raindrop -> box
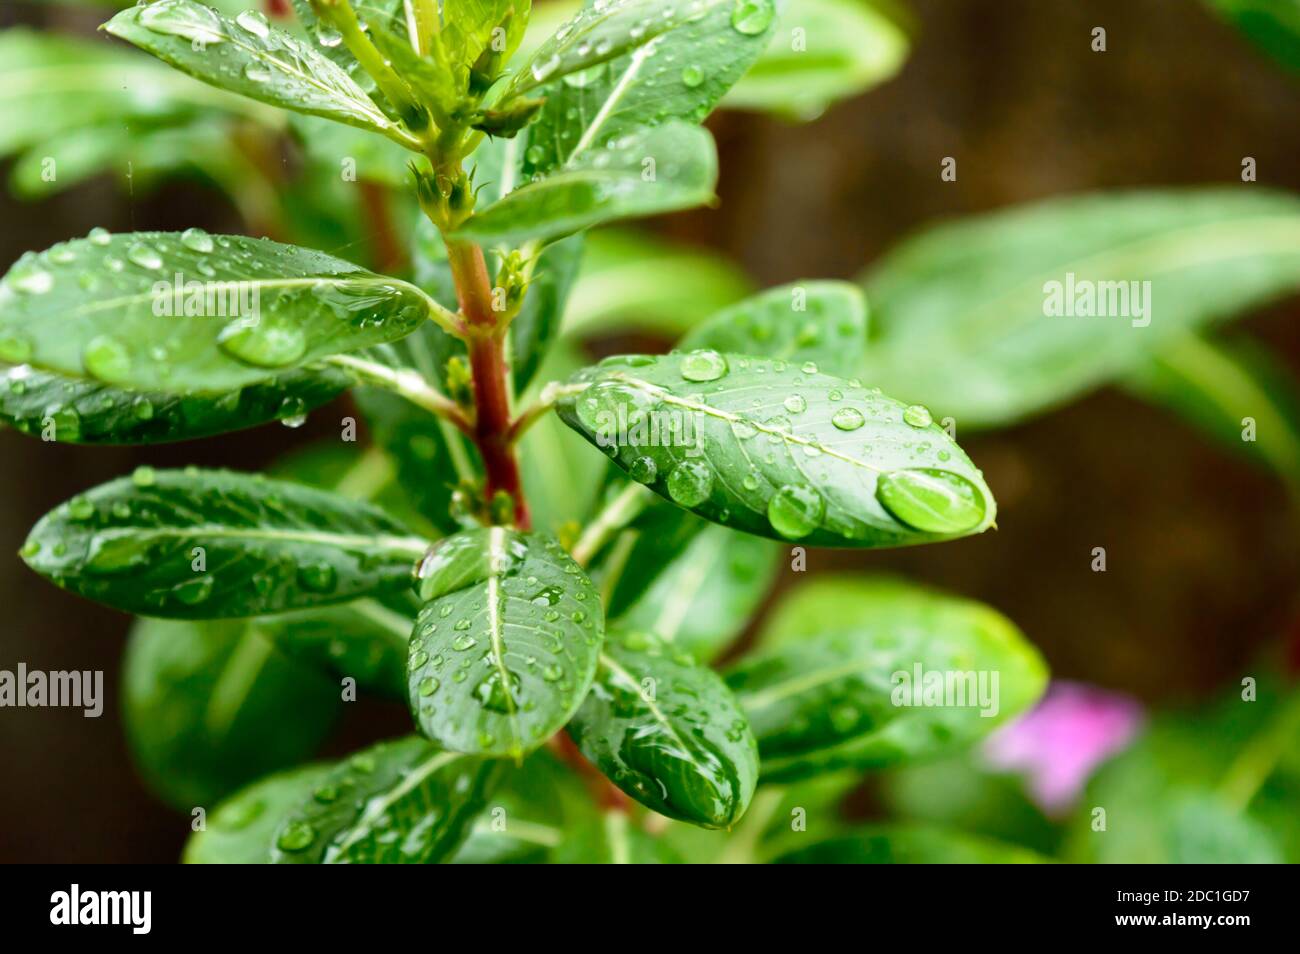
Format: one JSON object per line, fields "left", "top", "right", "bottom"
{"left": 0, "top": 336, "right": 33, "bottom": 363}
{"left": 902, "top": 404, "right": 932, "bottom": 428}
{"left": 767, "top": 483, "right": 825, "bottom": 539}
{"left": 832, "top": 407, "right": 865, "bottom": 431}
{"left": 82, "top": 335, "right": 132, "bottom": 385}
{"left": 9, "top": 260, "right": 53, "bottom": 295}
{"left": 680, "top": 349, "right": 728, "bottom": 382}
{"left": 126, "top": 242, "right": 163, "bottom": 270}
{"left": 875, "top": 469, "right": 986, "bottom": 534}
{"left": 87, "top": 227, "right": 112, "bottom": 247}
{"left": 140, "top": 0, "right": 227, "bottom": 45}
{"left": 276, "top": 821, "right": 315, "bottom": 853}
{"left": 217, "top": 317, "right": 307, "bottom": 369}
{"left": 629, "top": 456, "right": 658, "bottom": 484}
{"left": 681, "top": 65, "right": 704, "bottom": 87}
{"left": 730, "top": 0, "right": 775, "bottom": 36}
{"left": 235, "top": 9, "right": 271, "bottom": 38}
{"left": 667, "top": 459, "right": 713, "bottom": 507}
{"left": 180, "top": 227, "right": 214, "bottom": 254}
{"left": 783, "top": 394, "right": 806, "bottom": 414}
{"left": 131, "top": 465, "right": 157, "bottom": 487}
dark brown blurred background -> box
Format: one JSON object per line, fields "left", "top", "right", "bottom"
{"left": 2, "top": 0, "right": 1298, "bottom": 862}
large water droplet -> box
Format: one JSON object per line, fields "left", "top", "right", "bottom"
{"left": 731, "top": 0, "right": 775, "bottom": 36}
{"left": 875, "top": 468, "right": 986, "bottom": 534}
{"left": 87, "top": 227, "right": 112, "bottom": 247}
{"left": 0, "top": 335, "right": 33, "bottom": 363}
{"left": 180, "top": 227, "right": 214, "bottom": 253}
{"left": 10, "top": 260, "right": 53, "bottom": 295}
{"left": 217, "top": 317, "right": 307, "bottom": 369}
{"left": 276, "top": 820, "right": 316, "bottom": 852}
{"left": 474, "top": 669, "right": 520, "bottom": 713}
{"left": 832, "top": 407, "right": 865, "bottom": 431}
{"left": 680, "top": 349, "right": 728, "bottom": 382}
{"left": 126, "top": 242, "right": 163, "bottom": 270}
{"left": 630, "top": 456, "right": 658, "bottom": 484}
{"left": 681, "top": 65, "right": 704, "bottom": 88}
{"left": 314, "top": 22, "right": 343, "bottom": 47}
{"left": 902, "top": 404, "right": 933, "bottom": 428}
{"left": 667, "top": 459, "right": 713, "bottom": 507}
{"left": 767, "top": 483, "right": 825, "bottom": 539}
{"left": 235, "top": 9, "right": 271, "bottom": 38}
{"left": 83, "top": 335, "right": 132, "bottom": 385}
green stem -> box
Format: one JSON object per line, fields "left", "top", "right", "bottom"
{"left": 315, "top": 0, "right": 426, "bottom": 133}
{"left": 326, "top": 354, "right": 473, "bottom": 435}
{"left": 572, "top": 483, "right": 652, "bottom": 567}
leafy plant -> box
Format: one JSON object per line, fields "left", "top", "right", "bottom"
{"left": 12, "top": 0, "right": 1296, "bottom": 865}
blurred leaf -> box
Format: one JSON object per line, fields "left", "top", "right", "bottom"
{"left": 253, "top": 596, "right": 416, "bottom": 699}
{"left": 679, "top": 280, "right": 869, "bottom": 377}
{"left": 451, "top": 753, "right": 590, "bottom": 863}
{"left": 456, "top": 122, "right": 718, "bottom": 246}
{"left": 553, "top": 809, "right": 682, "bottom": 863}
{"left": 23, "top": 469, "right": 427, "bottom": 619}
{"left": 615, "top": 523, "right": 781, "bottom": 662}
{"left": 1125, "top": 333, "right": 1300, "bottom": 492}
{"left": 124, "top": 617, "right": 339, "bottom": 810}
{"left": 290, "top": 113, "right": 415, "bottom": 188}
{"left": 772, "top": 824, "right": 1049, "bottom": 863}
{"left": 556, "top": 353, "right": 996, "bottom": 547}
{"left": 409, "top": 528, "right": 604, "bottom": 757}
{"left": 568, "top": 629, "right": 759, "bottom": 828}
{"left": 728, "top": 576, "right": 1048, "bottom": 781}
{"left": 271, "top": 737, "right": 501, "bottom": 863}
{"left": 1203, "top": 0, "right": 1300, "bottom": 71}
{"left": 563, "top": 229, "right": 754, "bottom": 338}
{"left": 0, "top": 364, "right": 348, "bottom": 445}
{"left": 184, "top": 764, "right": 330, "bottom": 863}
{"left": 861, "top": 189, "right": 1300, "bottom": 429}
{"left": 0, "top": 232, "right": 432, "bottom": 393}
{"left": 725, "top": 0, "right": 909, "bottom": 117}
{"left": 104, "top": 1, "right": 404, "bottom": 142}
{"left": 0, "top": 28, "right": 275, "bottom": 158}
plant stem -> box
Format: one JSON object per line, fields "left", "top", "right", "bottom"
{"left": 509, "top": 381, "right": 588, "bottom": 443}
{"left": 326, "top": 354, "right": 473, "bottom": 434}
{"left": 572, "top": 483, "right": 652, "bottom": 567}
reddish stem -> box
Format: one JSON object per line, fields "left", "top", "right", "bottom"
{"left": 549, "top": 734, "right": 631, "bottom": 812}
{"left": 446, "top": 239, "right": 530, "bottom": 528}
{"left": 358, "top": 182, "right": 406, "bottom": 275}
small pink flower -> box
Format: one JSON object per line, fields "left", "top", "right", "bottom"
{"left": 982, "top": 680, "right": 1144, "bottom": 816}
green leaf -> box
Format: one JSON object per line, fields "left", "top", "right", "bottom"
{"left": 0, "top": 364, "right": 348, "bottom": 445}
{"left": 563, "top": 229, "right": 754, "bottom": 338}
{"left": 0, "top": 27, "right": 276, "bottom": 158}
{"left": 456, "top": 121, "right": 718, "bottom": 246}
{"left": 123, "top": 617, "right": 339, "bottom": 810}
{"left": 772, "top": 824, "right": 1050, "bottom": 863}
{"left": 452, "top": 752, "right": 591, "bottom": 863}
{"left": 679, "top": 280, "right": 869, "bottom": 377}
{"left": 555, "top": 352, "right": 996, "bottom": 547}
{"left": 184, "top": 764, "right": 330, "bottom": 863}
{"left": 569, "top": 629, "right": 759, "bottom": 828}
{"left": 553, "top": 809, "right": 682, "bottom": 863}
{"left": 510, "top": 0, "right": 776, "bottom": 176}
{"left": 22, "top": 468, "right": 427, "bottom": 619}
{"left": 0, "top": 231, "right": 433, "bottom": 393}
{"left": 726, "top": 576, "right": 1048, "bottom": 781}
{"left": 103, "top": 0, "right": 406, "bottom": 143}
{"left": 409, "top": 528, "right": 605, "bottom": 757}
{"left": 725, "top": 0, "right": 909, "bottom": 117}
{"left": 270, "top": 736, "right": 501, "bottom": 863}
{"left": 253, "top": 596, "right": 416, "bottom": 699}
{"left": 291, "top": 113, "right": 415, "bottom": 188}
{"left": 1124, "top": 333, "right": 1300, "bottom": 491}
{"left": 615, "top": 523, "right": 780, "bottom": 662}
{"left": 861, "top": 189, "right": 1300, "bottom": 429}
{"left": 1203, "top": 0, "right": 1300, "bottom": 71}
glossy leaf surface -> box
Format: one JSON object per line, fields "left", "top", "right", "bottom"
{"left": 0, "top": 231, "right": 432, "bottom": 393}
{"left": 727, "top": 577, "right": 1048, "bottom": 781}
{"left": 23, "top": 469, "right": 427, "bottom": 619}
{"left": 271, "top": 737, "right": 500, "bottom": 863}
{"left": 184, "top": 764, "right": 330, "bottom": 864}
{"left": 569, "top": 629, "right": 758, "bottom": 828}
{"left": 409, "top": 528, "right": 604, "bottom": 757}
{"left": 556, "top": 352, "right": 996, "bottom": 547}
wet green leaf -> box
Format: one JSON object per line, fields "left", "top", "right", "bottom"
{"left": 0, "top": 364, "right": 348, "bottom": 445}
{"left": 772, "top": 824, "right": 1049, "bottom": 863}
{"left": 569, "top": 629, "right": 758, "bottom": 828}
{"left": 184, "top": 764, "right": 331, "bottom": 864}
{"left": 22, "top": 468, "right": 427, "bottom": 619}
{"left": 861, "top": 189, "right": 1300, "bottom": 429}
{"left": 270, "top": 737, "right": 501, "bottom": 863}
{"left": 409, "top": 528, "right": 604, "bottom": 758}
{"left": 512, "top": 0, "right": 776, "bottom": 177}
{"left": 103, "top": 0, "right": 403, "bottom": 141}
{"left": 555, "top": 352, "right": 996, "bottom": 547}
{"left": 0, "top": 231, "right": 433, "bottom": 393}
{"left": 124, "top": 617, "right": 339, "bottom": 810}
{"left": 679, "top": 280, "right": 869, "bottom": 377}
{"left": 456, "top": 121, "right": 718, "bottom": 246}
{"left": 724, "top": 0, "right": 909, "bottom": 117}
{"left": 452, "top": 752, "right": 591, "bottom": 864}
{"left": 727, "top": 576, "right": 1048, "bottom": 781}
